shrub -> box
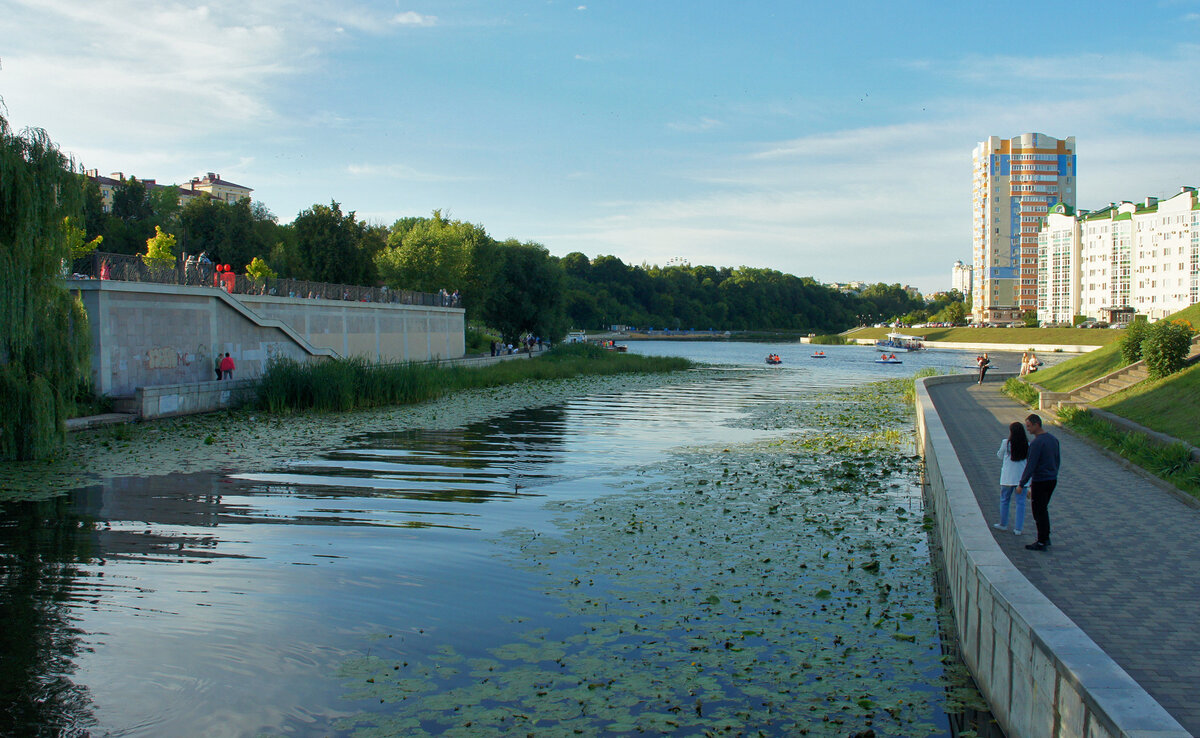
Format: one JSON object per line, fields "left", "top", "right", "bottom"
{"left": 1141, "top": 320, "right": 1196, "bottom": 379}
{"left": 1003, "top": 377, "right": 1039, "bottom": 407}
{"left": 1120, "top": 318, "right": 1149, "bottom": 364}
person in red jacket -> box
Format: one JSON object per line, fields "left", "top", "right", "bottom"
{"left": 219, "top": 353, "right": 235, "bottom": 380}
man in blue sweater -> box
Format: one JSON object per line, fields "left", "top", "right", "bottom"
{"left": 1019, "top": 414, "right": 1061, "bottom": 551}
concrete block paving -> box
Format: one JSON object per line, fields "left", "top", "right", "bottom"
{"left": 928, "top": 380, "right": 1200, "bottom": 734}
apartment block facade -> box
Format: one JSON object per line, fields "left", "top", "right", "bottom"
{"left": 84, "top": 170, "right": 252, "bottom": 213}
{"left": 1036, "top": 187, "right": 1199, "bottom": 323}
{"left": 972, "top": 133, "right": 1077, "bottom": 324}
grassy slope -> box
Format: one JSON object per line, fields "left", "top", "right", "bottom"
{"left": 843, "top": 326, "right": 1118, "bottom": 346}
{"left": 1028, "top": 303, "right": 1200, "bottom": 392}
{"left": 1095, "top": 362, "right": 1200, "bottom": 446}
{"left": 1026, "top": 341, "right": 1125, "bottom": 392}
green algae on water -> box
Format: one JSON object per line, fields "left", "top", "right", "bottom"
{"left": 333, "top": 376, "right": 977, "bottom": 736}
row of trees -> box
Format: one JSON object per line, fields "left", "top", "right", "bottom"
{"left": 84, "top": 175, "right": 955, "bottom": 340}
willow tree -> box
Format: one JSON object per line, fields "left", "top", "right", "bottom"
{"left": 0, "top": 113, "right": 90, "bottom": 460}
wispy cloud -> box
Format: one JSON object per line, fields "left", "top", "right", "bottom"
{"left": 667, "top": 117, "right": 724, "bottom": 133}
{"left": 346, "top": 163, "right": 470, "bottom": 182}
{"left": 390, "top": 11, "right": 437, "bottom": 27}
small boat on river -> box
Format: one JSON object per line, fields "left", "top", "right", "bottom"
{"left": 765, "top": 354, "right": 782, "bottom": 365}
{"left": 875, "top": 356, "right": 903, "bottom": 365}
{"left": 875, "top": 333, "right": 925, "bottom": 352}
{"left": 810, "top": 351, "right": 828, "bottom": 358}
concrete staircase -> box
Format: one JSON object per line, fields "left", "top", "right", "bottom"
{"left": 1039, "top": 334, "right": 1200, "bottom": 411}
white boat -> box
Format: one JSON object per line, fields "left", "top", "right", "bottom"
{"left": 874, "top": 333, "right": 925, "bottom": 352}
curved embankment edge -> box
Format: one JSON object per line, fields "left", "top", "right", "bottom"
{"left": 915, "top": 375, "right": 1187, "bottom": 738}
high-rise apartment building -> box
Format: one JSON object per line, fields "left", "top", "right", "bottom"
{"left": 971, "top": 133, "right": 1076, "bottom": 323}
{"left": 951, "top": 260, "right": 972, "bottom": 297}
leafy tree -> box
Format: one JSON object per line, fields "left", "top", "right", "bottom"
{"left": 482, "top": 240, "right": 567, "bottom": 342}
{"left": 246, "top": 256, "right": 277, "bottom": 283}
{"left": 376, "top": 211, "right": 494, "bottom": 316}
{"left": 0, "top": 114, "right": 91, "bottom": 459}
{"left": 293, "top": 201, "right": 370, "bottom": 284}
{"left": 141, "top": 225, "right": 177, "bottom": 269}
{"left": 1141, "top": 320, "right": 1196, "bottom": 379}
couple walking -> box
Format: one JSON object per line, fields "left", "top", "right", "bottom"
{"left": 994, "top": 413, "right": 1060, "bottom": 551}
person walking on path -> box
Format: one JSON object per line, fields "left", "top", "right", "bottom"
{"left": 993, "top": 421, "right": 1029, "bottom": 534}
{"left": 1019, "top": 413, "right": 1061, "bottom": 551}
{"left": 219, "top": 352, "right": 235, "bottom": 380}
{"left": 976, "top": 353, "right": 992, "bottom": 384}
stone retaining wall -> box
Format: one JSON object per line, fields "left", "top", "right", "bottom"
{"left": 69, "top": 280, "right": 464, "bottom": 397}
{"left": 915, "top": 374, "right": 1187, "bottom": 738}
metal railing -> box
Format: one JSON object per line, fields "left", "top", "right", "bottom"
{"left": 68, "top": 251, "right": 462, "bottom": 308}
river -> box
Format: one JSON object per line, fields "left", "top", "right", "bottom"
{"left": 0, "top": 342, "right": 1040, "bottom": 736}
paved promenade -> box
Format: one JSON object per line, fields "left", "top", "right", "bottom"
{"left": 927, "top": 376, "right": 1200, "bottom": 734}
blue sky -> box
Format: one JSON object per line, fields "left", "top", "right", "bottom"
{"left": 3, "top": 0, "right": 1198, "bottom": 293}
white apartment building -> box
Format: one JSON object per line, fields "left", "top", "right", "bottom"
{"left": 1078, "top": 204, "right": 1133, "bottom": 322}
{"left": 1036, "top": 187, "right": 1198, "bottom": 323}
{"left": 1036, "top": 204, "right": 1080, "bottom": 324}
{"left": 951, "top": 260, "right": 972, "bottom": 297}
{"left": 972, "top": 133, "right": 1077, "bottom": 324}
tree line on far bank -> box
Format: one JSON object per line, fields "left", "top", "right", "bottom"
{"left": 3, "top": 112, "right": 964, "bottom": 458}
{"left": 83, "top": 173, "right": 961, "bottom": 337}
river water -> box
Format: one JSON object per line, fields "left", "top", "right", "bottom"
{"left": 0, "top": 342, "right": 1034, "bottom": 737}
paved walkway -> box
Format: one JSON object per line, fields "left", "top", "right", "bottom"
{"left": 928, "top": 377, "right": 1200, "bottom": 734}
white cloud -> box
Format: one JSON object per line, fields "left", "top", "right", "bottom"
{"left": 346, "top": 163, "right": 470, "bottom": 182}
{"left": 390, "top": 11, "right": 437, "bottom": 26}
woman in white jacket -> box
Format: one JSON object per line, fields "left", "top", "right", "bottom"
{"left": 993, "top": 421, "right": 1029, "bottom": 534}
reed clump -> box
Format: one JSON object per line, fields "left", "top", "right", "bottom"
{"left": 256, "top": 343, "right": 693, "bottom": 414}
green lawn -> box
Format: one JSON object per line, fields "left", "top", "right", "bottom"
{"left": 1095, "top": 362, "right": 1200, "bottom": 447}
{"left": 1020, "top": 303, "right": 1200, "bottom": 392}
{"left": 1025, "top": 341, "right": 1125, "bottom": 392}
{"left": 843, "top": 326, "right": 1118, "bottom": 346}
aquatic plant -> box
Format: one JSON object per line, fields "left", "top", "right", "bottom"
{"left": 333, "top": 373, "right": 982, "bottom": 734}
{"left": 255, "top": 346, "right": 693, "bottom": 414}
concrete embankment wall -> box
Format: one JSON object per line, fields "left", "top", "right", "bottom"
{"left": 915, "top": 375, "right": 1187, "bottom": 738}
{"left": 71, "top": 280, "right": 464, "bottom": 399}
{"left": 120, "top": 351, "right": 538, "bottom": 421}
{"left": 850, "top": 339, "right": 1102, "bottom": 353}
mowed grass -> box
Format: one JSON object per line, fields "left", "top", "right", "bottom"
{"left": 1025, "top": 341, "right": 1126, "bottom": 392}
{"left": 843, "top": 326, "right": 1118, "bottom": 346}
{"left": 1023, "top": 303, "right": 1200, "bottom": 392}
{"left": 1095, "top": 363, "right": 1200, "bottom": 447}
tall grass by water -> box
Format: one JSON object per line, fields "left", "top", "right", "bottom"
{"left": 256, "top": 343, "right": 694, "bottom": 413}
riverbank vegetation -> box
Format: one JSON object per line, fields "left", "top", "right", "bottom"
{"left": 257, "top": 343, "right": 693, "bottom": 413}
{"left": 0, "top": 113, "right": 93, "bottom": 461}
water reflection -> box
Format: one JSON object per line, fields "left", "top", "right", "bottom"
{"left": 0, "top": 496, "right": 97, "bottom": 737}
{"left": 0, "top": 344, "right": 1005, "bottom": 736}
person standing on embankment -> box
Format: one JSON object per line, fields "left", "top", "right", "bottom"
{"left": 1020, "top": 413, "right": 1061, "bottom": 552}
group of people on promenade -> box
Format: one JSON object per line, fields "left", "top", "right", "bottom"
{"left": 1019, "top": 351, "right": 1042, "bottom": 376}
{"left": 490, "top": 336, "right": 543, "bottom": 356}
{"left": 993, "top": 413, "right": 1061, "bottom": 551}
